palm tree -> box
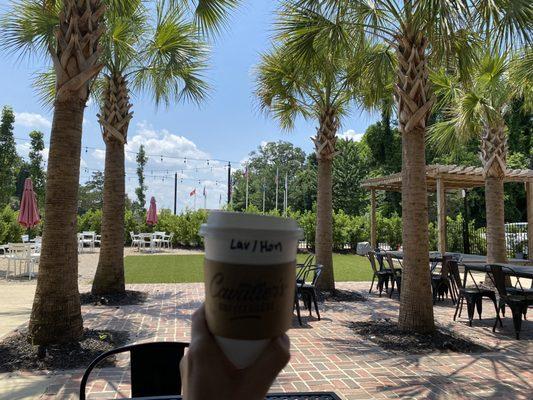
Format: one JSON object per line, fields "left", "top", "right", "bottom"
{"left": 92, "top": 0, "right": 211, "bottom": 295}
{"left": 0, "top": 0, "right": 238, "bottom": 343}
{"left": 286, "top": 0, "right": 531, "bottom": 333}
{"left": 2, "top": 0, "right": 105, "bottom": 344}
{"left": 429, "top": 50, "right": 533, "bottom": 264}
{"left": 256, "top": 4, "right": 374, "bottom": 290}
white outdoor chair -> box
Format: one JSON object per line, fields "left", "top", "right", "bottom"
{"left": 161, "top": 232, "right": 174, "bottom": 249}
{"left": 94, "top": 234, "right": 101, "bottom": 247}
{"left": 130, "top": 231, "right": 141, "bottom": 250}
{"left": 21, "top": 235, "right": 29, "bottom": 243}
{"left": 152, "top": 232, "right": 166, "bottom": 249}
{"left": 80, "top": 231, "right": 96, "bottom": 252}
{"left": 5, "top": 243, "right": 36, "bottom": 280}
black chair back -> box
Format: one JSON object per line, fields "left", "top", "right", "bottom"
{"left": 385, "top": 254, "right": 399, "bottom": 278}
{"left": 367, "top": 251, "right": 379, "bottom": 274}
{"left": 448, "top": 260, "right": 462, "bottom": 290}
{"left": 489, "top": 264, "right": 508, "bottom": 298}
{"left": 80, "top": 341, "right": 189, "bottom": 400}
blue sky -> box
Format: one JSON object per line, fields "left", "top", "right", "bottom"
{"left": 0, "top": 1, "right": 378, "bottom": 211}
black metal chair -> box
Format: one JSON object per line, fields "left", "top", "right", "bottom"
{"left": 489, "top": 264, "right": 533, "bottom": 339}
{"left": 432, "top": 256, "right": 453, "bottom": 304}
{"left": 367, "top": 251, "right": 391, "bottom": 297}
{"left": 385, "top": 253, "right": 402, "bottom": 298}
{"left": 450, "top": 261, "right": 499, "bottom": 327}
{"left": 298, "top": 264, "right": 323, "bottom": 320}
{"left": 79, "top": 341, "right": 189, "bottom": 400}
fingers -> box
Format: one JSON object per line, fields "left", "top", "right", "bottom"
{"left": 244, "top": 334, "right": 291, "bottom": 391}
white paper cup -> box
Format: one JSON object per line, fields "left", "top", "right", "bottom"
{"left": 199, "top": 211, "right": 302, "bottom": 369}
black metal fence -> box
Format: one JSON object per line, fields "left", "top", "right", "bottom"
{"left": 447, "top": 221, "right": 528, "bottom": 259}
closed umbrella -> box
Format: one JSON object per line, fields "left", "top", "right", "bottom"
{"left": 18, "top": 178, "right": 40, "bottom": 238}
{"left": 146, "top": 197, "right": 158, "bottom": 226}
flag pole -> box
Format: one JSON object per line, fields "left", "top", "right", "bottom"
{"left": 245, "top": 165, "right": 249, "bottom": 210}
{"left": 262, "top": 180, "right": 266, "bottom": 213}
{"left": 275, "top": 167, "right": 279, "bottom": 211}
{"left": 283, "top": 172, "right": 289, "bottom": 217}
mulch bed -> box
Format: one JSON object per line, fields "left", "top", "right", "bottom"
{"left": 0, "top": 329, "right": 129, "bottom": 372}
{"left": 350, "top": 319, "right": 494, "bottom": 354}
{"left": 80, "top": 290, "right": 148, "bottom": 306}
{"left": 319, "top": 289, "right": 367, "bottom": 302}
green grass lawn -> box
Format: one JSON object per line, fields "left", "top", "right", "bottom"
{"left": 125, "top": 253, "right": 372, "bottom": 284}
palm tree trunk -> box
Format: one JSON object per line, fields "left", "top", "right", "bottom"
{"left": 29, "top": 102, "right": 85, "bottom": 344}
{"left": 395, "top": 32, "right": 435, "bottom": 333}
{"left": 92, "top": 141, "right": 126, "bottom": 294}
{"left": 29, "top": 0, "right": 103, "bottom": 345}
{"left": 481, "top": 124, "right": 508, "bottom": 264}
{"left": 313, "top": 109, "right": 338, "bottom": 290}
{"left": 92, "top": 74, "right": 132, "bottom": 294}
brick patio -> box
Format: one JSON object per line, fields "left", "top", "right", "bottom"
{"left": 5, "top": 282, "right": 533, "bottom": 400}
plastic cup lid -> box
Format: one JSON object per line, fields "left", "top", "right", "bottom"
{"left": 200, "top": 211, "right": 302, "bottom": 238}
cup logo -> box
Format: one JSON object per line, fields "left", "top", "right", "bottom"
{"left": 204, "top": 259, "right": 296, "bottom": 340}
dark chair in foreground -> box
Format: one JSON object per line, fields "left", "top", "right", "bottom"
{"left": 367, "top": 251, "right": 391, "bottom": 296}
{"left": 80, "top": 341, "right": 189, "bottom": 400}
{"left": 432, "top": 256, "right": 454, "bottom": 304}
{"left": 385, "top": 253, "right": 402, "bottom": 298}
{"left": 449, "top": 261, "right": 499, "bottom": 327}
{"left": 298, "top": 264, "right": 323, "bottom": 320}
{"left": 489, "top": 264, "right": 533, "bottom": 339}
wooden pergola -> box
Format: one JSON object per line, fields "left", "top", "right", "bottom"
{"left": 361, "top": 164, "right": 533, "bottom": 258}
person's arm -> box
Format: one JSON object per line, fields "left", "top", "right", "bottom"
{"left": 180, "top": 305, "right": 290, "bottom": 400}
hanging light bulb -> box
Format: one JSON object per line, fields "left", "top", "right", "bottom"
{"left": 160, "top": 155, "right": 163, "bottom": 162}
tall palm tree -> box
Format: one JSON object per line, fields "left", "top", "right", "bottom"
{"left": 429, "top": 50, "right": 533, "bottom": 264}
{"left": 1, "top": 0, "right": 239, "bottom": 343}
{"left": 2, "top": 0, "right": 105, "bottom": 344}
{"left": 287, "top": 0, "right": 531, "bottom": 333}
{"left": 256, "top": 4, "right": 373, "bottom": 290}
{"left": 92, "top": 0, "right": 210, "bottom": 295}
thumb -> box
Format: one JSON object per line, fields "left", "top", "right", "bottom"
{"left": 243, "top": 334, "right": 291, "bottom": 393}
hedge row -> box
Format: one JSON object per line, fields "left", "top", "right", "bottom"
{"left": 1, "top": 205, "right": 485, "bottom": 253}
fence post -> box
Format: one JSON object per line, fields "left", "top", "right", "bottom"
{"left": 462, "top": 190, "right": 471, "bottom": 254}
{"left": 436, "top": 178, "right": 446, "bottom": 255}
{"left": 527, "top": 181, "right": 533, "bottom": 260}
{"left": 370, "top": 189, "right": 377, "bottom": 250}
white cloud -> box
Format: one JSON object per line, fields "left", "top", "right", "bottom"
{"left": 92, "top": 149, "right": 106, "bottom": 160}
{"left": 338, "top": 129, "right": 364, "bottom": 142}
{"left": 14, "top": 112, "right": 52, "bottom": 130}
{"left": 121, "top": 121, "right": 228, "bottom": 212}
{"left": 16, "top": 142, "right": 49, "bottom": 163}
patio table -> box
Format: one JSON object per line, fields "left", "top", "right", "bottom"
{"left": 117, "top": 393, "right": 341, "bottom": 400}
{"left": 462, "top": 263, "right": 533, "bottom": 280}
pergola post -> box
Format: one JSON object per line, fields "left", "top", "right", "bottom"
{"left": 436, "top": 178, "right": 446, "bottom": 255}
{"left": 527, "top": 180, "right": 533, "bottom": 260}
{"left": 370, "top": 189, "right": 377, "bottom": 249}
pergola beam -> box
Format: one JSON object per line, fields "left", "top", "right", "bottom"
{"left": 370, "top": 189, "right": 377, "bottom": 250}
{"left": 526, "top": 179, "right": 533, "bottom": 260}
{"left": 436, "top": 178, "right": 446, "bottom": 255}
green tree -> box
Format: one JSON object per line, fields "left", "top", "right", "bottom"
{"left": 232, "top": 141, "right": 306, "bottom": 212}
{"left": 293, "top": 0, "right": 531, "bottom": 333}
{"left": 28, "top": 130, "right": 46, "bottom": 206}
{"left": 92, "top": 0, "right": 214, "bottom": 295}
{"left": 135, "top": 144, "right": 148, "bottom": 212}
{"left": 0, "top": 106, "right": 18, "bottom": 206}
{"left": 2, "top": 0, "right": 105, "bottom": 344}
{"left": 78, "top": 172, "right": 105, "bottom": 214}
{"left": 256, "top": 3, "right": 372, "bottom": 290}
{"left": 429, "top": 51, "right": 532, "bottom": 264}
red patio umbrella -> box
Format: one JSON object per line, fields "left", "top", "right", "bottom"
{"left": 18, "top": 178, "right": 40, "bottom": 237}
{"left": 146, "top": 197, "right": 158, "bottom": 226}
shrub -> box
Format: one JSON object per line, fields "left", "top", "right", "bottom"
{"left": 0, "top": 205, "right": 24, "bottom": 244}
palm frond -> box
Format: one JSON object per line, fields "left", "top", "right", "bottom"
{"left": 474, "top": 0, "right": 532, "bottom": 49}
{"left": 0, "top": 0, "right": 59, "bottom": 59}
{"left": 133, "top": 0, "right": 209, "bottom": 106}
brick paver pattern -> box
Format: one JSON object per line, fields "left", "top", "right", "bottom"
{"left": 20, "top": 283, "right": 533, "bottom": 399}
